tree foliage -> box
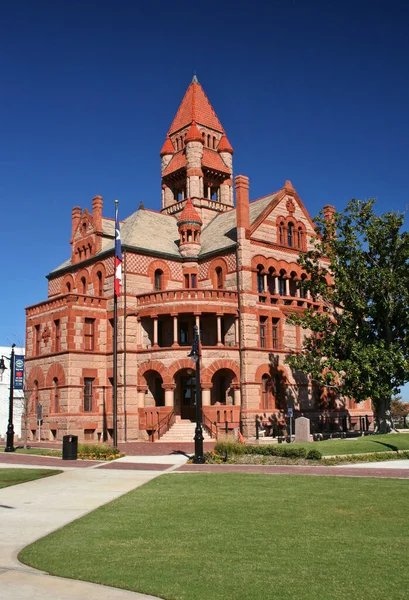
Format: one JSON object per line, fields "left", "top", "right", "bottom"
{"left": 286, "top": 199, "right": 409, "bottom": 432}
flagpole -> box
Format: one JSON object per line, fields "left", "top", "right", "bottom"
{"left": 113, "top": 199, "right": 119, "bottom": 448}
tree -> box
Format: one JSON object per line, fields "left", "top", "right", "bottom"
{"left": 391, "top": 396, "right": 409, "bottom": 419}
{"left": 286, "top": 199, "right": 409, "bottom": 433}
{"left": 17, "top": 384, "right": 32, "bottom": 449}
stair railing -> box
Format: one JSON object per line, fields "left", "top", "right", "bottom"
{"left": 202, "top": 411, "right": 218, "bottom": 439}
{"left": 156, "top": 409, "right": 175, "bottom": 441}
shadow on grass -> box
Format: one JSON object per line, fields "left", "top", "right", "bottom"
{"left": 372, "top": 440, "right": 398, "bottom": 452}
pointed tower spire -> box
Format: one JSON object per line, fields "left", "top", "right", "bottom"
{"left": 160, "top": 78, "right": 234, "bottom": 224}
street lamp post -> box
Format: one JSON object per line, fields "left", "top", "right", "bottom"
{"left": 0, "top": 344, "right": 16, "bottom": 453}
{"left": 188, "top": 325, "right": 205, "bottom": 464}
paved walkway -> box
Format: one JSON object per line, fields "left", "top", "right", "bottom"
{"left": 0, "top": 455, "right": 186, "bottom": 600}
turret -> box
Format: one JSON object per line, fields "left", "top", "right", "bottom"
{"left": 177, "top": 198, "right": 202, "bottom": 258}
{"left": 185, "top": 121, "right": 204, "bottom": 199}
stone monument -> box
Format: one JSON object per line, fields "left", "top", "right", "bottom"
{"left": 295, "top": 416, "right": 311, "bottom": 443}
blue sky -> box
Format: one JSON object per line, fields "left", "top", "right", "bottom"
{"left": 1, "top": 1, "right": 409, "bottom": 395}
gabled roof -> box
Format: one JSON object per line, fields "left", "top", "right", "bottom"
{"left": 202, "top": 148, "right": 231, "bottom": 174}
{"left": 162, "top": 152, "right": 186, "bottom": 177}
{"left": 168, "top": 77, "right": 225, "bottom": 135}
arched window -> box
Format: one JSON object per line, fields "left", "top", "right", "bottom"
{"left": 53, "top": 377, "right": 59, "bottom": 412}
{"left": 279, "top": 222, "right": 284, "bottom": 244}
{"left": 299, "top": 276, "right": 307, "bottom": 298}
{"left": 176, "top": 138, "right": 179, "bottom": 151}
{"left": 297, "top": 227, "right": 303, "bottom": 249}
{"left": 277, "top": 276, "right": 286, "bottom": 296}
{"left": 213, "top": 136, "right": 217, "bottom": 149}
{"left": 81, "top": 276, "right": 86, "bottom": 294}
{"left": 287, "top": 222, "right": 294, "bottom": 247}
{"left": 96, "top": 271, "right": 103, "bottom": 296}
{"left": 216, "top": 267, "right": 224, "bottom": 289}
{"left": 66, "top": 282, "right": 71, "bottom": 293}
{"left": 261, "top": 375, "right": 271, "bottom": 410}
{"left": 273, "top": 374, "right": 282, "bottom": 410}
{"left": 207, "top": 134, "right": 211, "bottom": 147}
{"left": 154, "top": 269, "right": 163, "bottom": 291}
{"left": 257, "top": 266, "right": 264, "bottom": 293}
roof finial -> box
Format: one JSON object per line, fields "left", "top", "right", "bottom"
{"left": 192, "top": 72, "right": 199, "bottom": 84}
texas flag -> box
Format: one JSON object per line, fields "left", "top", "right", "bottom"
{"left": 114, "top": 205, "right": 122, "bottom": 297}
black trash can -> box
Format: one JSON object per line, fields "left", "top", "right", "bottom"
{"left": 62, "top": 435, "right": 78, "bottom": 460}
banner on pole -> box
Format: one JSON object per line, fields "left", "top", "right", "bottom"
{"left": 14, "top": 355, "right": 25, "bottom": 390}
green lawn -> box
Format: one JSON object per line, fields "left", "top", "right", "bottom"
{"left": 1, "top": 447, "right": 61, "bottom": 457}
{"left": 289, "top": 433, "right": 409, "bottom": 456}
{"left": 19, "top": 473, "right": 409, "bottom": 600}
{"left": 0, "top": 468, "right": 62, "bottom": 489}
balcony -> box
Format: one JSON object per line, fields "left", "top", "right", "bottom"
{"left": 137, "top": 288, "right": 238, "bottom": 309}
{"left": 26, "top": 293, "right": 107, "bottom": 317}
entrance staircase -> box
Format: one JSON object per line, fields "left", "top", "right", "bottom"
{"left": 158, "top": 419, "right": 213, "bottom": 443}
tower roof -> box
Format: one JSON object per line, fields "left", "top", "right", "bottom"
{"left": 168, "top": 78, "right": 225, "bottom": 135}
{"left": 185, "top": 121, "right": 203, "bottom": 143}
{"left": 160, "top": 135, "right": 174, "bottom": 156}
{"left": 218, "top": 134, "right": 234, "bottom": 154}
{"left": 177, "top": 198, "right": 203, "bottom": 226}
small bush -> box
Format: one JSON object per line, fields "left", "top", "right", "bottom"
{"left": 306, "top": 448, "right": 322, "bottom": 461}
{"left": 214, "top": 435, "right": 246, "bottom": 456}
{"left": 77, "top": 442, "right": 123, "bottom": 461}
{"left": 245, "top": 445, "right": 307, "bottom": 458}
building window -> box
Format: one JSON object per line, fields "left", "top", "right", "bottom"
{"left": 191, "top": 273, "right": 197, "bottom": 288}
{"left": 279, "top": 222, "right": 284, "bottom": 244}
{"left": 278, "top": 277, "right": 286, "bottom": 297}
{"left": 54, "top": 319, "right": 61, "bottom": 352}
{"left": 66, "top": 282, "right": 71, "bottom": 293}
{"left": 299, "top": 279, "right": 307, "bottom": 299}
{"left": 154, "top": 269, "right": 163, "bottom": 291}
{"left": 97, "top": 271, "right": 103, "bottom": 296}
{"left": 297, "top": 228, "right": 303, "bottom": 249}
{"left": 84, "top": 428, "right": 95, "bottom": 440}
{"left": 179, "top": 322, "right": 189, "bottom": 346}
{"left": 272, "top": 318, "right": 280, "bottom": 349}
{"left": 84, "top": 318, "right": 95, "bottom": 351}
{"left": 287, "top": 222, "right": 294, "bottom": 247}
{"left": 80, "top": 276, "right": 87, "bottom": 294}
{"left": 35, "top": 325, "right": 40, "bottom": 356}
{"left": 83, "top": 378, "right": 94, "bottom": 412}
{"left": 53, "top": 377, "right": 59, "bottom": 412}
{"left": 257, "top": 266, "right": 264, "bottom": 293}
{"left": 216, "top": 267, "right": 224, "bottom": 289}
{"left": 260, "top": 317, "right": 267, "bottom": 348}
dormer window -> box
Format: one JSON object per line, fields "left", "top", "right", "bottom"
{"left": 279, "top": 222, "right": 284, "bottom": 244}
{"left": 82, "top": 222, "right": 87, "bottom": 234}
{"left": 81, "top": 276, "right": 86, "bottom": 294}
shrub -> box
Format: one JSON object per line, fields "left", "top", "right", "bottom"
{"left": 306, "top": 448, "right": 322, "bottom": 461}
{"left": 245, "top": 445, "right": 307, "bottom": 458}
{"left": 77, "top": 442, "right": 123, "bottom": 461}
{"left": 214, "top": 435, "right": 246, "bottom": 456}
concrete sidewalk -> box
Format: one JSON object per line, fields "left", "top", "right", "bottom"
{"left": 0, "top": 457, "right": 186, "bottom": 599}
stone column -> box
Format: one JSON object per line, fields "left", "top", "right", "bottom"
{"left": 195, "top": 314, "right": 200, "bottom": 331}
{"left": 163, "top": 384, "right": 175, "bottom": 407}
{"left": 307, "top": 289, "right": 311, "bottom": 300}
{"left": 136, "top": 317, "right": 142, "bottom": 348}
{"left": 202, "top": 387, "right": 211, "bottom": 407}
{"left": 272, "top": 276, "right": 277, "bottom": 295}
{"left": 295, "top": 280, "right": 300, "bottom": 297}
{"left": 285, "top": 278, "right": 290, "bottom": 296}
{"left": 232, "top": 385, "right": 241, "bottom": 406}
{"left": 137, "top": 385, "right": 147, "bottom": 407}
{"left": 172, "top": 315, "right": 178, "bottom": 347}
{"left": 217, "top": 314, "right": 223, "bottom": 346}
{"left": 153, "top": 316, "right": 158, "bottom": 347}
{"left": 263, "top": 273, "right": 267, "bottom": 292}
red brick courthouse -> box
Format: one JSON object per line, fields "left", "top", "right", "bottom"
{"left": 25, "top": 77, "right": 372, "bottom": 442}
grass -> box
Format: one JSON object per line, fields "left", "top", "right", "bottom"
{"left": 1, "top": 447, "right": 62, "bottom": 457}
{"left": 0, "top": 468, "right": 62, "bottom": 489}
{"left": 19, "top": 473, "right": 409, "bottom": 600}
{"left": 289, "top": 433, "right": 409, "bottom": 456}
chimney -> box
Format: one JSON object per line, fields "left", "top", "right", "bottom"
{"left": 71, "top": 206, "right": 82, "bottom": 244}
{"left": 92, "top": 195, "right": 103, "bottom": 233}
{"left": 323, "top": 204, "right": 336, "bottom": 222}
{"left": 235, "top": 175, "right": 250, "bottom": 231}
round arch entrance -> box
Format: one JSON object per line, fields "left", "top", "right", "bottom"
{"left": 211, "top": 368, "right": 237, "bottom": 405}
{"left": 174, "top": 368, "right": 196, "bottom": 421}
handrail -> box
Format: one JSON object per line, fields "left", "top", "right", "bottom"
{"left": 202, "top": 411, "right": 218, "bottom": 440}
{"left": 137, "top": 288, "right": 238, "bottom": 306}
{"left": 156, "top": 409, "right": 175, "bottom": 440}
